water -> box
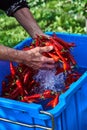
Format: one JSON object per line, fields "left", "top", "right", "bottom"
{"left": 33, "top": 67, "right": 87, "bottom": 110}
{"left": 33, "top": 67, "right": 87, "bottom": 94}
{"left": 33, "top": 68, "right": 67, "bottom": 93}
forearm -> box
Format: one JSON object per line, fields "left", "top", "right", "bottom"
{"left": 13, "top": 8, "right": 43, "bottom": 39}
{"left": 0, "top": 45, "right": 54, "bottom": 70}
{"left": 0, "top": 45, "right": 24, "bottom": 63}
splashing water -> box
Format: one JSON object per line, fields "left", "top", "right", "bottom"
{"left": 33, "top": 68, "right": 67, "bottom": 93}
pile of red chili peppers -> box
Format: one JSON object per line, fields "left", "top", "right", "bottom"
{"left": 1, "top": 34, "right": 81, "bottom": 109}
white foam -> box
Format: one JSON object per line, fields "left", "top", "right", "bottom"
{"left": 33, "top": 68, "right": 66, "bottom": 93}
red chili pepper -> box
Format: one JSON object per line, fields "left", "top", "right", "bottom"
{"left": 26, "top": 79, "right": 37, "bottom": 93}
{"left": 52, "top": 94, "right": 60, "bottom": 107}
{"left": 9, "top": 87, "right": 20, "bottom": 99}
{"left": 24, "top": 94, "right": 41, "bottom": 100}
{"left": 10, "top": 62, "right": 16, "bottom": 78}
{"left": 65, "top": 86, "right": 69, "bottom": 91}
{"left": 23, "top": 71, "right": 31, "bottom": 85}
{"left": 68, "top": 54, "right": 77, "bottom": 66}
{"left": 63, "top": 61, "right": 70, "bottom": 71}
{"left": 16, "top": 78, "right": 24, "bottom": 95}
{"left": 50, "top": 37, "right": 64, "bottom": 51}
{"left": 55, "top": 67, "right": 64, "bottom": 75}
{"left": 45, "top": 42, "right": 53, "bottom": 47}
{"left": 35, "top": 38, "right": 39, "bottom": 47}
{"left": 27, "top": 99, "right": 38, "bottom": 103}
{"left": 42, "top": 52, "right": 50, "bottom": 58}
{"left": 43, "top": 90, "right": 54, "bottom": 99}
{"left": 47, "top": 52, "right": 59, "bottom": 62}
{"left": 21, "top": 96, "right": 38, "bottom": 103}
{"left": 46, "top": 93, "right": 59, "bottom": 108}
{"left": 54, "top": 44, "right": 65, "bottom": 61}
{"left": 53, "top": 34, "right": 70, "bottom": 50}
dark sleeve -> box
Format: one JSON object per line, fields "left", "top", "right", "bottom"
{"left": 0, "top": 0, "right": 29, "bottom": 16}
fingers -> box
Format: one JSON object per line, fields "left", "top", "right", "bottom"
{"left": 40, "top": 55, "right": 55, "bottom": 64}
{"left": 39, "top": 46, "right": 53, "bottom": 53}
{"left": 40, "top": 63, "right": 55, "bottom": 70}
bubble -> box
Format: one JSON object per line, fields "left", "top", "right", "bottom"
{"left": 33, "top": 67, "right": 66, "bottom": 93}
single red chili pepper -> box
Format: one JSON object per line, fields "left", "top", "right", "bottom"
{"left": 10, "top": 62, "right": 16, "bottom": 78}
{"left": 21, "top": 96, "right": 38, "bottom": 103}
{"left": 45, "top": 41, "right": 53, "bottom": 47}
{"left": 27, "top": 99, "right": 38, "bottom": 103}
{"left": 23, "top": 71, "right": 31, "bottom": 85}
{"left": 47, "top": 52, "right": 59, "bottom": 62}
{"left": 16, "top": 78, "right": 24, "bottom": 96}
{"left": 42, "top": 90, "right": 54, "bottom": 99}
{"left": 22, "top": 67, "right": 30, "bottom": 76}
{"left": 9, "top": 87, "right": 20, "bottom": 99}
{"left": 46, "top": 93, "right": 59, "bottom": 108}
{"left": 26, "top": 80, "right": 36, "bottom": 93}
{"left": 63, "top": 61, "right": 70, "bottom": 71}
{"left": 55, "top": 67, "right": 64, "bottom": 75}
{"left": 52, "top": 93, "right": 60, "bottom": 108}
{"left": 65, "top": 86, "right": 69, "bottom": 91}
{"left": 54, "top": 44, "right": 65, "bottom": 61}
{"left": 24, "top": 94, "right": 41, "bottom": 100}
{"left": 53, "top": 34, "right": 70, "bottom": 50}
{"left": 68, "top": 54, "right": 77, "bottom": 66}
{"left": 42, "top": 52, "right": 50, "bottom": 58}
{"left": 35, "top": 38, "right": 39, "bottom": 47}
{"left": 50, "top": 37, "right": 64, "bottom": 51}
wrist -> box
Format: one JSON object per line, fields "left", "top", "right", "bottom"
{"left": 11, "top": 50, "right": 25, "bottom": 64}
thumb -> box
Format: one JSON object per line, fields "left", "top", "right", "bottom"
{"left": 39, "top": 46, "right": 53, "bottom": 53}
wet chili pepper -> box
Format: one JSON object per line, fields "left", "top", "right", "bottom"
{"left": 23, "top": 71, "right": 31, "bottom": 85}
{"left": 20, "top": 95, "right": 38, "bottom": 103}
{"left": 9, "top": 87, "right": 20, "bottom": 99}
{"left": 46, "top": 93, "right": 59, "bottom": 108}
{"left": 47, "top": 52, "right": 59, "bottom": 62}
{"left": 24, "top": 94, "right": 41, "bottom": 100}
{"left": 52, "top": 94, "right": 60, "bottom": 108}
{"left": 53, "top": 34, "right": 70, "bottom": 50}
{"left": 42, "top": 52, "right": 50, "bottom": 58}
{"left": 16, "top": 78, "right": 24, "bottom": 96}
{"left": 50, "top": 37, "right": 64, "bottom": 51}
{"left": 68, "top": 54, "right": 77, "bottom": 66}
{"left": 55, "top": 67, "right": 64, "bottom": 75}
{"left": 45, "top": 41, "right": 53, "bottom": 47}
{"left": 35, "top": 38, "right": 39, "bottom": 47}
{"left": 42, "top": 90, "right": 53, "bottom": 98}
{"left": 10, "top": 62, "right": 16, "bottom": 78}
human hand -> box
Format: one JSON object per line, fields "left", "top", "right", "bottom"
{"left": 21, "top": 46, "right": 55, "bottom": 70}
